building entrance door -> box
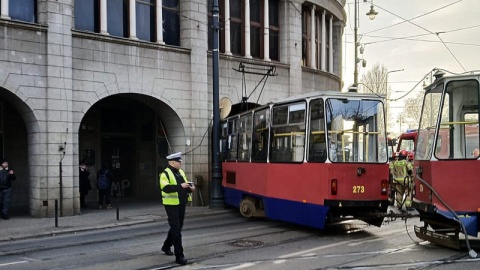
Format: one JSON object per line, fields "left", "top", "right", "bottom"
{"left": 101, "top": 136, "right": 135, "bottom": 197}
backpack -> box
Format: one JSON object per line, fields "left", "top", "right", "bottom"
{"left": 97, "top": 169, "right": 110, "bottom": 190}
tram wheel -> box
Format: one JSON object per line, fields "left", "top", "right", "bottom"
{"left": 240, "top": 197, "right": 257, "bottom": 218}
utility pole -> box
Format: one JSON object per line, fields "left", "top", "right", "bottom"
{"left": 353, "top": 0, "right": 359, "bottom": 87}
{"left": 210, "top": 0, "right": 224, "bottom": 208}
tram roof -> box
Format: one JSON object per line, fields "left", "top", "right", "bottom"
{"left": 224, "top": 91, "right": 384, "bottom": 120}
{"left": 424, "top": 70, "right": 480, "bottom": 90}
{"left": 269, "top": 90, "right": 384, "bottom": 104}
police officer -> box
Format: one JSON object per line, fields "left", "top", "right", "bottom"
{"left": 159, "top": 152, "right": 195, "bottom": 265}
{"left": 389, "top": 150, "right": 413, "bottom": 210}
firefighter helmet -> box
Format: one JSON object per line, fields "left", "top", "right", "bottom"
{"left": 399, "top": 150, "right": 408, "bottom": 157}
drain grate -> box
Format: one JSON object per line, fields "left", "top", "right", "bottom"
{"left": 229, "top": 240, "right": 263, "bottom": 247}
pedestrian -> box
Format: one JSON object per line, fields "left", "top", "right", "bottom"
{"left": 389, "top": 150, "right": 413, "bottom": 210}
{"left": 96, "top": 162, "right": 113, "bottom": 210}
{"left": 79, "top": 160, "right": 92, "bottom": 208}
{"left": 159, "top": 152, "right": 195, "bottom": 265}
{"left": 0, "top": 158, "right": 16, "bottom": 220}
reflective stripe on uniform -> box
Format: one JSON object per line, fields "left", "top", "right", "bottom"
{"left": 159, "top": 168, "right": 191, "bottom": 205}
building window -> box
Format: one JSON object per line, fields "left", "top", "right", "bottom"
{"left": 163, "top": 0, "right": 180, "bottom": 46}
{"left": 326, "top": 17, "right": 330, "bottom": 69}
{"left": 250, "top": 0, "right": 262, "bottom": 58}
{"left": 208, "top": 0, "right": 278, "bottom": 60}
{"left": 315, "top": 10, "right": 322, "bottom": 69}
{"left": 269, "top": 0, "right": 279, "bottom": 61}
{"left": 108, "top": 0, "right": 129, "bottom": 38}
{"left": 301, "top": 6, "right": 310, "bottom": 67}
{"left": 136, "top": 0, "right": 155, "bottom": 42}
{"left": 302, "top": 4, "right": 332, "bottom": 70}
{"left": 230, "top": 0, "right": 244, "bottom": 56}
{"left": 9, "top": 0, "right": 36, "bottom": 23}
{"left": 75, "top": 0, "right": 100, "bottom": 32}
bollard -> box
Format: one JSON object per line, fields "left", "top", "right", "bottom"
{"left": 116, "top": 192, "right": 120, "bottom": 220}
{"left": 55, "top": 199, "right": 58, "bottom": 227}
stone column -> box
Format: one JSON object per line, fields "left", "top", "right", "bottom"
{"left": 100, "top": 0, "right": 108, "bottom": 35}
{"left": 263, "top": 0, "right": 270, "bottom": 61}
{"left": 0, "top": 0, "right": 10, "bottom": 19}
{"left": 244, "top": 0, "right": 251, "bottom": 58}
{"left": 36, "top": 0, "right": 76, "bottom": 217}
{"left": 129, "top": 0, "right": 138, "bottom": 39}
{"left": 224, "top": 0, "right": 231, "bottom": 55}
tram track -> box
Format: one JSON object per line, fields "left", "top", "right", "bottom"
{"left": 141, "top": 218, "right": 474, "bottom": 270}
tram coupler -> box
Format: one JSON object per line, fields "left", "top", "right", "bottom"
{"left": 380, "top": 210, "right": 419, "bottom": 222}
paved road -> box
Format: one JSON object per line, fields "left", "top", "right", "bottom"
{"left": 1, "top": 204, "right": 479, "bottom": 270}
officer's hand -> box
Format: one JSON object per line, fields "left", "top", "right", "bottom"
{"left": 181, "top": 183, "right": 191, "bottom": 189}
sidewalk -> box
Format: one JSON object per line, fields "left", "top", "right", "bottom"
{"left": 0, "top": 200, "right": 227, "bottom": 242}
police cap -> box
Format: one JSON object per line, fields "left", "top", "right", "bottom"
{"left": 166, "top": 152, "right": 182, "bottom": 162}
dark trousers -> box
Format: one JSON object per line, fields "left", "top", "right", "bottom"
{"left": 163, "top": 204, "right": 186, "bottom": 258}
{"left": 0, "top": 188, "right": 11, "bottom": 215}
{"left": 98, "top": 189, "right": 111, "bottom": 205}
{"left": 80, "top": 193, "right": 87, "bottom": 207}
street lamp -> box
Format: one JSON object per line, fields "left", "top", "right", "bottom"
{"left": 366, "top": 4, "right": 378, "bottom": 20}
{"left": 353, "top": 0, "right": 378, "bottom": 88}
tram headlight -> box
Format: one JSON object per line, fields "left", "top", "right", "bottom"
{"left": 331, "top": 179, "right": 338, "bottom": 196}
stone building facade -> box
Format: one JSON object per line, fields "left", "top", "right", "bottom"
{"left": 0, "top": 0, "right": 345, "bottom": 217}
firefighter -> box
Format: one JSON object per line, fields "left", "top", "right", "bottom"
{"left": 389, "top": 150, "right": 413, "bottom": 210}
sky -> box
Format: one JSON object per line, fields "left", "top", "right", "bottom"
{"left": 342, "top": 0, "right": 480, "bottom": 133}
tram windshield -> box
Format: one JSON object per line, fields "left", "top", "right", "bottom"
{"left": 322, "top": 98, "right": 387, "bottom": 163}
{"left": 416, "top": 79, "right": 480, "bottom": 160}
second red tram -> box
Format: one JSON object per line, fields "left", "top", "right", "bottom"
{"left": 412, "top": 70, "right": 480, "bottom": 250}
{"left": 220, "top": 91, "right": 390, "bottom": 229}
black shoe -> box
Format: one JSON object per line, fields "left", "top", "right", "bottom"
{"left": 1, "top": 214, "right": 9, "bottom": 220}
{"left": 161, "top": 247, "right": 173, "bottom": 256}
{"left": 175, "top": 257, "right": 187, "bottom": 265}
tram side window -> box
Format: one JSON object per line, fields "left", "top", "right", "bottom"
{"left": 220, "top": 121, "right": 228, "bottom": 161}
{"left": 435, "top": 80, "right": 479, "bottom": 159}
{"left": 270, "top": 102, "right": 306, "bottom": 163}
{"left": 238, "top": 114, "right": 253, "bottom": 161}
{"left": 227, "top": 118, "right": 238, "bottom": 161}
{"left": 252, "top": 108, "right": 270, "bottom": 162}
{"left": 308, "top": 99, "right": 326, "bottom": 162}
{"left": 220, "top": 118, "right": 239, "bottom": 162}
{"left": 416, "top": 90, "right": 442, "bottom": 160}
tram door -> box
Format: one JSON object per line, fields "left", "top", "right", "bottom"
{"left": 101, "top": 136, "right": 135, "bottom": 197}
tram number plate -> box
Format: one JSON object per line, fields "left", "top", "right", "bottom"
{"left": 353, "top": 186, "right": 365, "bottom": 193}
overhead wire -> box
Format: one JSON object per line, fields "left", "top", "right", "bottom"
{"left": 359, "top": 1, "right": 469, "bottom": 77}
{"left": 363, "top": 0, "right": 463, "bottom": 35}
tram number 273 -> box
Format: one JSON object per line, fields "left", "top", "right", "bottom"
{"left": 353, "top": 186, "right": 365, "bottom": 193}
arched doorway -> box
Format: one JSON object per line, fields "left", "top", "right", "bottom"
{"left": 79, "top": 93, "right": 184, "bottom": 206}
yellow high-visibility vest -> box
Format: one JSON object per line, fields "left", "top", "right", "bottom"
{"left": 389, "top": 159, "right": 412, "bottom": 183}
{"left": 159, "top": 168, "right": 191, "bottom": 205}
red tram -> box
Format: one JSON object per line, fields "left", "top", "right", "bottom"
{"left": 412, "top": 70, "right": 480, "bottom": 251}
{"left": 220, "top": 92, "right": 390, "bottom": 229}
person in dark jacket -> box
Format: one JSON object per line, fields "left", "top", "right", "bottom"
{"left": 96, "top": 162, "right": 113, "bottom": 210}
{"left": 79, "top": 160, "right": 92, "bottom": 208}
{"left": 0, "top": 158, "right": 16, "bottom": 220}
